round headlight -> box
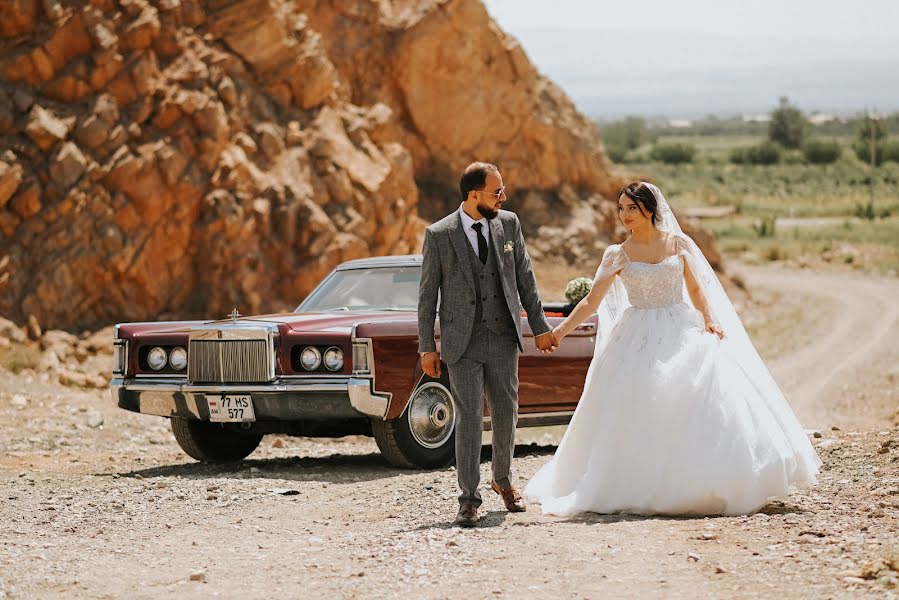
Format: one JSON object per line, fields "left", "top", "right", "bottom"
{"left": 323, "top": 347, "right": 344, "bottom": 372}
{"left": 300, "top": 346, "right": 322, "bottom": 371}
{"left": 147, "top": 347, "right": 167, "bottom": 370}
{"left": 169, "top": 347, "right": 187, "bottom": 371}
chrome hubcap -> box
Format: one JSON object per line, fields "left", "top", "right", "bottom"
{"left": 407, "top": 383, "right": 455, "bottom": 449}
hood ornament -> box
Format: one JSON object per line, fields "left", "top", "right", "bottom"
{"left": 229, "top": 307, "right": 241, "bottom": 321}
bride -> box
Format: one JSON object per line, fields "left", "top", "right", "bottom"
{"left": 525, "top": 182, "right": 821, "bottom": 516}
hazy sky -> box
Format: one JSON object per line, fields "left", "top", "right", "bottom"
{"left": 483, "top": 0, "right": 899, "bottom": 117}
{"left": 484, "top": 0, "right": 899, "bottom": 41}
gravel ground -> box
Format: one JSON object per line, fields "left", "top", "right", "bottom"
{"left": 1, "top": 265, "right": 898, "bottom": 599}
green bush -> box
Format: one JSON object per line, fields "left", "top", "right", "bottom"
{"left": 769, "top": 97, "right": 808, "bottom": 149}
{"left": 803, "top": 139, "right": 842, "bottom": 164}
{"left": 650, "top": 142, "right": 697, "bottom": 164}
{"left": 606, "top": 145, "right": 627, "bottom": 163}
{"left": 885, "top": 140, "right": 899, "bottom": 164}
{"left": 730, "top": 141, "right": 782, "bottom": 165}
{"left": 752, "top": 216, "right": 777, "bottom": 237}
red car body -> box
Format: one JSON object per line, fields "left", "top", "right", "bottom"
{"left": 110, "top": 255, "right": 597, "bottom": 467}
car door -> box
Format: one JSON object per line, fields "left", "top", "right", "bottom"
{"left": 516, "top": 311, "right": 597, "bottom": 414}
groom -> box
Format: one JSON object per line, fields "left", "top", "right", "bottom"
{"left": 418, "top": 162, "right": 556, "bottom": 526}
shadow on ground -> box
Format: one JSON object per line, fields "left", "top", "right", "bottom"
{"left": 112, "top": 442, "right": 558, "bottom": 484}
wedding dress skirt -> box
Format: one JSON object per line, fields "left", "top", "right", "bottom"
{"left": 525, "top": 254, "right": 821, "bottom": 517}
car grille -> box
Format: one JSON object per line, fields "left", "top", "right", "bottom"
{"left": 188, "top": 339, "right": 274, "bottom": 383}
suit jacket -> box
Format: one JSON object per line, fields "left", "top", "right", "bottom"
{"left": 418, "top": 209, "right": 552, "bottom": 365}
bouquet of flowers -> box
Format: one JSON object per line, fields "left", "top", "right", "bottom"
{"left": 564, "top": 277, "right": 593, "bottom": 305}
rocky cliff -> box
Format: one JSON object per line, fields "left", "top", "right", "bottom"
{"left": 0, "top": 0, "right": 670, "bottom": 331}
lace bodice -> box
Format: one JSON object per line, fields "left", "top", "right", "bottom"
{"left": 620, "top": 255, "right": 684, "bottom": 308}
{"left": 593, "top": 243, "right": 686, "bottom": 309}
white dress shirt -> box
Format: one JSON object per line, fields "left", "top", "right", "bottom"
{"left": 458, "top": 205, "right": 490, "bottom": 256}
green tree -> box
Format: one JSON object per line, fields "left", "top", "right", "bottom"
{"left": 602, "top": 116, "right": 647, "bottom": 150}
{"left": 854, "top": 114, "right": 889, "bottom": 166}
{"left": 601, "top": 117, "right": 650, "bottom": 162}
{"left": 856, "top": 113, "right": 888, "bottom": 145}
{"left": 768, "top": 96, "right": 808, "bottom": 149}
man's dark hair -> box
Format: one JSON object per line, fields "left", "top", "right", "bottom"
{"left": 460, "top": 162, "right": 498, "bottom": 201}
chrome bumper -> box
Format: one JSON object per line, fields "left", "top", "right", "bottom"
{"left": 110, "top": 376, "right": 389, "bottom": 420}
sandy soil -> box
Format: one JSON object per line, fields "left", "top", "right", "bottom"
{"left": 1, "top": 265, "right": 898, "bottom": 599}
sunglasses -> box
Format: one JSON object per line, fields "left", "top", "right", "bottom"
{"left": 479, "top": 186, "right": 506, "bottom": 199}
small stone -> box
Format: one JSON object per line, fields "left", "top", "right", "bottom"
{"left": 271, "top": 438, "right": 285, "bottom": 448}
{"left": 86, "top": 412, "right": 104, "bottom": 429}
{"left": 189, "top": 570, "right": 206, "bottom": 582}
{"left": 812, "top": 431, "right": 823, "bottom": 439}
{"left": 27, "top": 314, "right": 42, "bottom": 340}
{"left": 59, "top": 369, "right": 89, "bottom": 387}
{"left": 715, "top": 565, "right": 728, "bottom": 574}
{"left": 687, "top": 553, "right": 700, "bottom": 562}
{"left": 218, "top": 77, "right": 237, "bottom": 106}
{"left": 254, "top": 122, "right": 285, "bottom": 161}
{"left": 842, "top": 576, "right": 866, "bottom": 585}
{"left": 0, "top": 160, "right": 23, "bottom": 208}
{"left": 50, "top": 142, "right": 87, "bottom": 187}
{"left": 25, "top": 105, "right": 70, "bottom": 150}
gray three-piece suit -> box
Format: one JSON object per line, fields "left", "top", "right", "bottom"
{"left": 418, "top": 208, "right": 551, "bottom": 507}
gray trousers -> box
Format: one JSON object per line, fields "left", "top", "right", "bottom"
{"left": 446, "top": 329, "right": 520, "bottom": 507}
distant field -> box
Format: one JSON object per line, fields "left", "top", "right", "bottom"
{"left": 623, "top": 148, "right": 899, "bottom": 274}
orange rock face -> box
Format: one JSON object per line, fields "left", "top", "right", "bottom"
{"left": 0, "top": 0, "right": 701, "bottom": 331}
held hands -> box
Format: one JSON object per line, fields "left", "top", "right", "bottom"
{"left": 420, "top": 352, "right": 441, "bottom": 378}
{"left": 705, "top": 319, "right": 726, "bottom": 340}
{"left": 534, "top": 332, "right": 558, "bottom": 354}
{"left": 552, "top": 326, "right": 565, "bottom": 349}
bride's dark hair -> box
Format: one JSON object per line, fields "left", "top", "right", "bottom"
{"left": 619, "top": 182, "right": 658, "bottom": 224}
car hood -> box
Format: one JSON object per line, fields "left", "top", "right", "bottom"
{"left": 117, "top": 311, "right": 416, "bottom": 337}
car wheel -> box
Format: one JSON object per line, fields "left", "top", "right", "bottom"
{"left": 372, "top": 380, "right": 456, "bottom": 469}
{"left": 170, "top": 417, "right": 263, "bottom": 462}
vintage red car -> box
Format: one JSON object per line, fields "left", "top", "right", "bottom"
{"left": 110, "top": 255, "right": 598, "bottom": 468}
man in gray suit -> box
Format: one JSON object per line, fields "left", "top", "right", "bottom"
{"left": 418, "top": 162, "right": 556, "bottom": 527}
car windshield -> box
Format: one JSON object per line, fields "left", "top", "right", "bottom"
{"left": 296, "top": 266, "right": 421, "bottom": 312}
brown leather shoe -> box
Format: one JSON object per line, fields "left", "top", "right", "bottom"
{"left": 491, "top": 480, "right": 526, "bottom": 512}
{"left": 455, "top": 503, "right": 479, "bottom": 527}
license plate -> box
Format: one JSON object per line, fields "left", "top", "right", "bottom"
{"left": 207, "top": 395, "right": 256, "bottom": 422}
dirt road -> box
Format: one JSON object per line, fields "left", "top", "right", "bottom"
{"left": 1, "top": 265, "right": 897, "bottom": 599}
{"left": 741, "top": 264, "right": 899, "bottom": 429}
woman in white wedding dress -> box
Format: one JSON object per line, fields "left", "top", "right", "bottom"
{"left": 525, "top": 182, "right": 821, "bottom": 517}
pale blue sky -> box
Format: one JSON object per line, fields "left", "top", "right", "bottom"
{"left": 484, "top": 0, "right": 899, "bottom": 41}
{"left": 483, "top": 0, "right": 899, "bottom": 117}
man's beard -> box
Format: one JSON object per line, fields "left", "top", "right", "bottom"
{"left": 477, "top": 203, "right": 499, "bottom": 220}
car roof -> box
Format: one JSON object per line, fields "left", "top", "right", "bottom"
{"left": 336, "top": 254, "right": 423, "bottom": 270}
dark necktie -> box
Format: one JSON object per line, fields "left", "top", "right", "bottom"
{"left": 471, "top": 222, "right": 488, "bottom": 265}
